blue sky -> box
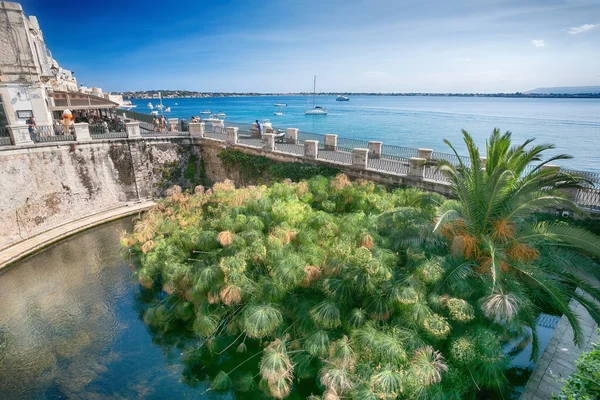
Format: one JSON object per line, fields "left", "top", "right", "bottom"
{"left": 20, "top": 0, "right": 600, "bottom": 93}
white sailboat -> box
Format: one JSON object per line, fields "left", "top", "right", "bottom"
{"left": 147, "top": 102, "right": 153, "bottom": 109}
{"left": 305, "top": 76, "right": 327, "bottom": 115}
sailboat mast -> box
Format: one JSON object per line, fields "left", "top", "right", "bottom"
{"left": 159, "top": 92, "right": 163, "bottom": 116}
{"left": 313, "top": 76, "right": 316, "bottom": 108}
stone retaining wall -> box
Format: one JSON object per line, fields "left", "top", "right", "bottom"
{"left": 0, "top": 138, "right": 190, "bottom": 249}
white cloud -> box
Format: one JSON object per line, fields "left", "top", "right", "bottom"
{"left": 567, "top": 23, "right": 599, "bottom": 35}
{"left": 531, "top": 39, "right": 546, "bottom": 47}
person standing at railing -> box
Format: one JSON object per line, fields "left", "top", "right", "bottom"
{"left": 160, "top": 115, "right": 167, "bottom": 132}
{"left": 152, "top": 115, "right": 159, "bottom": 132}
{"left": 26, "top": 116, "right": 39, "bottom": 142}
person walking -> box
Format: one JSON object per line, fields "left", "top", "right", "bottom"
{"left": 152, "top": 115, "right": 159, "bottom": 132}
{"left": 255, "top": 119, "right": 262, "bottom": 136}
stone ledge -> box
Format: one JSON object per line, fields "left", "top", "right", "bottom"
{"left": 0, "top": 201, "right": 154, "bottom": 270}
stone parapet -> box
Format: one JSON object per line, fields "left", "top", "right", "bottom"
{"left": 304, "top": 140, "right": 319, "bottom": 159}
{"left": 368, "top": 141, "right": 382, "bottom": 159}
{"left": 73, "top": 123, "right": 92, "bottom": 142}
{"left": 409, "top": 157, "right": 426, "bottom": 177}
{"left": 352, "top": 148, "right": 369, "bottom": 168}
{"left": 226, "top": 127, "right": 238, "bottom": 144}
{"left": 418, "top": 148, "right": 433, "bottom": 160}
{"left": 325, "top": 134, "right": 338, "bottom": 151}
{"left": 125, "top": 122, "right": 141, "bottom": 138}
{"left": 188, "top": 122, "right": 205, "bottom": 138}
{"left": 286, "top": 128, "right": 299, "bottom": 144}
{"left": 7, "top": 125, "right": 33, "bottom": 146}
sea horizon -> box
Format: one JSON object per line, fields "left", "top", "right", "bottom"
{"left": 129, "top": 95, "right": 600, "bottom": 173}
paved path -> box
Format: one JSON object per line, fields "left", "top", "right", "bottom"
{"left": 520, "top": 291, "right": 599, "bottom": 399}
{"left": 0, "top": 201, "right": 154, "bottom": 270}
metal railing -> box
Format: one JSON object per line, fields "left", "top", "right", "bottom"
{"left": 139, "top": 120, "right": 188, "bottom": 137}
{"left": 369, "top": 156, "right": 410, "bottom": 175}
{"left": 37, "top": 125, "right": 75, "bottom": 142}
{"left": 116, "top": 109, "right": 154, "bottom": 124}
{"left": 384, "top": 144, "right": 419, "bottom": 160}
{"left": 337, "top": 136, "right": 369, "bottom": 152}
{"left": 0, "top": 126, "right": 11, "bottom": 146}
{"left": 90, "top": 122, "right": 128, "bottom": 139}
{"left": 431, "top": 151, "right": 471, "bottom": 167}
{"left": 110, "top": 112, "right": 600, "bottom": 211}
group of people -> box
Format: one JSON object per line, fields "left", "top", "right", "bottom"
{"left": 189, "top": 116, "right": 202, "bottom": 123}
{"left": 152, "top": 115, "right": 169, "bottom": 132}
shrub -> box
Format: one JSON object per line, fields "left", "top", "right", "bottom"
{"left": 554, "top": 332, "right": 600, "bottom": 400}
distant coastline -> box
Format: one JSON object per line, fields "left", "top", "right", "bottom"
{"left": 119, "top": 90, "right": 600, "bottom": 99}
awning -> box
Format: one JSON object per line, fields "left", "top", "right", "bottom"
{"left": 49, "top": 91, "right": 119, "bottom": 111}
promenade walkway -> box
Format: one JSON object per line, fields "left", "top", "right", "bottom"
{"left": 0, "top": 201, "right": 154, "bottom": 270}
{"left": 520, "top": 291, "right": 599, "bottom": 399}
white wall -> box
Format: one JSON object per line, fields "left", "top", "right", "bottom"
{"left": 0, "top": 84, "right": 52, "bottom": 125}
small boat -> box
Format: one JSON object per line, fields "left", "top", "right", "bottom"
{"left": 336, "top": 95, "right": 349, "bottom": 101}
{"left": 164, "top": 107, "right": 171, "bottom": 112}
{"left": 273, "top": 111, "right": 284, "bottom": 116}
{"left": 305, "top": 76, "right": 327, "bottom": 115}
{"left": 147, "top": 102, "right": 153, "bottom": 109}
{"left": 156, "top": 104, "right": 164, "bottom": 110}
{"left": 274, "top": 103, "right": 287, "bottom": 107}
{"left": 215, "top": 112, "right": 226, "bottom": 117}
{"left": 118, "top": 100, "right": 137, "bottom": 110}
{"left": 174, "top": 103, "right": 178, "bottom": 106}
{"left": 150, "top": 110, "right": 159, "bottom": 116}
{"left": 305, "top": 106, "right": 327, "bottom": 115}
{"left": 200, "top": 110, "right": 211, "bottom": 114}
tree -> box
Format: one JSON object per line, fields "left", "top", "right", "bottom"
{"left": 434, "top": 129, "right": 600, "bottom": 348}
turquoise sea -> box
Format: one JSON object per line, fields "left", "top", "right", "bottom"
{"left": 130, "top": 96, "right": 600, "bottom": 172}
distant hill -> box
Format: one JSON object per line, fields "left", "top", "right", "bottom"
{"left": 526, "top": 86, "right": 600, "bottom": 94}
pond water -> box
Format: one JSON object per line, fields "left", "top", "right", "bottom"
{"left": 0, "top": 218, "right": 226, "bottom": 399}
{"left": 0, "top": 217, "right": 556, "bottom": 399}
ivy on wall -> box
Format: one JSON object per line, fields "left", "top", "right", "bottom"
{"left": 217, "top": 149, "right": 340, "bottom": 184}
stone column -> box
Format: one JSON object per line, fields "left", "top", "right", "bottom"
{"left": 286, "top": 128, "right": 299, "bottom": 144}
{"left": 263, "top": 133, "right": 275, "bottom": 151}
{"left": 480, "top": 157, "right": 487, "bottom": 170}
{"left": 73, "top": 123, "right": 92, "bottom": 142}
{"left": 126, "top": 122, "right": 141, "bottom": 139}
{"left": 418, "top": 148, "right": 433, "bottom": 160}
{"left": 226, "top": 127, "right": 238, "bottom": 144}
{"left": 7, "top": 125, "right": 33, "bottom": 145}
{"left": 304, "top": 140, "right": 319, "bottom": 159}
{"left": 352, "top": 148, "right": 369, "bottom": 168}
{"left": 324, "top": 134, "right": 338, "bottom": 151}
{"left": 168, "top": 118, "right": 178, "bottom": 132}
{"left": 368, "top": 141, "right": 382, "bottom": 159}
{"left": 189, "top": 122, "right": 205, "bottom": 138}
{"left": 409, "top": 157, "right": 426, "bottom": 177}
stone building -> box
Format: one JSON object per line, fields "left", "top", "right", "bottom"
{"left": 0, "top": 1, "right": 120, "bottom": 136}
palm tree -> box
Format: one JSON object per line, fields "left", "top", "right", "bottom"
{"left": 435, "top": 129, "right": 600, "bottom": 347}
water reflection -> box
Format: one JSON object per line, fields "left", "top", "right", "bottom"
{"left": 0, "top": 218, "right": 208, "bottom": 399}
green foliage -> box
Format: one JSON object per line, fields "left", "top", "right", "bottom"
{"left": 217, "top": 149, "right": 340, "bottom": 184}
{"left": 155, "top": 146, "right": 202, "bottom": 190}
{"left": 124, "top": 166, "right": 594, "bottom": 399}
{"left": 434, "top": 129, "right": 600, "bottom": 349}
{"left": 555, "top": 332, "right": 600, "bottom": 400}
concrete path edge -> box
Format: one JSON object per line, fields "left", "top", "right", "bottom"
{"left": 0, "top": 201, "right": 155, "bottom": 270}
